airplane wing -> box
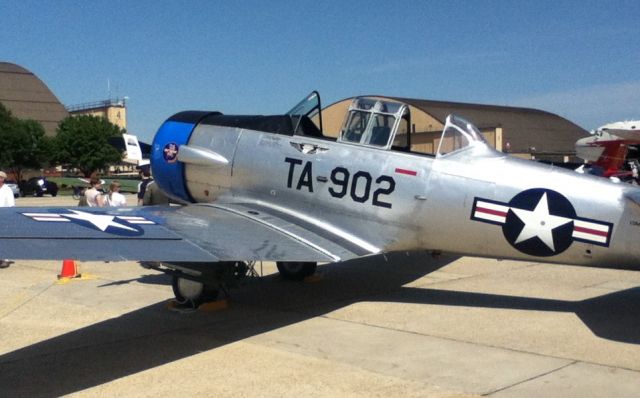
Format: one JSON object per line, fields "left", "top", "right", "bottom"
{"left": 0, "top": 204, "right": 367, "bottom": 263}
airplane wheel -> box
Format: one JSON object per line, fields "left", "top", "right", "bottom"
{"left": 171, "top": 275, "right": 218, "bottom": 308}
{"left": 276, "top": 261, "right": 317, "bottom": 281}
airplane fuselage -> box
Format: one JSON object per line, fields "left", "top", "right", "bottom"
{"left": 151, "top": 112, "right": 640, "bottom": 271}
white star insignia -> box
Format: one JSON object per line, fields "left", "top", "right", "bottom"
{"left": 65, "top": 210, "right": 138, "bottom": 232}
{"left": 511, "top": 193, "right": 572, "bottom": 252}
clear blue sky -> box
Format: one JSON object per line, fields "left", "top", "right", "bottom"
{"left": 2, "top": 0, "right": 638, "bottom": 142}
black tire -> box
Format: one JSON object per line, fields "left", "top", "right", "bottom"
{"left": 276, "top": 261, "right": 317, "bottom": 281}
{"left": 51, "top": 192, "right": 57, "bottom": 197}
{"left": 171, "top": 275, "right": 219, "bottom": 308}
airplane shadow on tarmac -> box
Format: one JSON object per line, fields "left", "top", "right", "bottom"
{"left": 378, "top": 284, "right": 640, "bottom": 344}
{"left": 97, "top": 272, "right": 171, "bottom": 288}
{"left": 0, "top": 252, "right": 638, "bottom": 397}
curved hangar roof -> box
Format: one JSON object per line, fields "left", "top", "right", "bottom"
{"left": 323, "top": 96, "right": 588, "bottom": 155}
{"left": 0, "top": 62, "right": 68, "bottom": 136}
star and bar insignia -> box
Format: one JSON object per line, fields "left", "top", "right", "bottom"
{"left": 22, "top": 210, "right": 155, "bottom": 236}
{"left": 471, "top": 188, "right": 613, "bottom": 257}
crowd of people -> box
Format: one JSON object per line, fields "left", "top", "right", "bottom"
{"left": 77, "top": 166, "right": 169, "bottom": 208}
{"left": 81, "top": 178, "right": 129, "bottom": 207}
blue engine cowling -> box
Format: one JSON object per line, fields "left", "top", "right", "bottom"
{"left": 150, "top": 111, "right": 221, "bottom": 203}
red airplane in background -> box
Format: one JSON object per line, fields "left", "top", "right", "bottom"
{"left": 575, "top": 120, "right": 640, "bottom": 181}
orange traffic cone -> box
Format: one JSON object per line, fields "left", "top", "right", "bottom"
{"left": 58, "top": 259, "right": 81, "bottom": 279}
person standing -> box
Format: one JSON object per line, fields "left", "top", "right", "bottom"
{"left": 106, "top": 180, "right": 127, "bottom": 206}
{"left": 137, "top": 167, "right": 152, "bottom": 206}
{"left": 0, "top": 171, "right": 15, "bottom": 268}
{"left": 85, "top": 177, "right": 105, "bottom": 207}
{"left": 142, "top": 180, "right": 170, "bottom": 205}
{"left": 0, "top": 171, "right": 14, "bottom": 207}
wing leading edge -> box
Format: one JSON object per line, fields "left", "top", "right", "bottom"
{"left": 0, "top": 204, "right": 369, "bottom": 262}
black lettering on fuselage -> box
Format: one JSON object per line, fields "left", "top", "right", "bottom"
{"left": 372, "top": 175, "right": 395, "bottom": 208}
{"left": 285, "top": 158, "right": 395, "bottom": 207}
{"left": 297, "top": 161, "right": 314, "bottom": 192}
{"left": 285, "top": 157, "right": 303, "bottom": 188}
{"left": 329, "top": 167, "right": 349, "bottom": 198}
{"left": 350, "top": 171, "right": 372, "bottom": 203}
{"left": 285, "top": 157, "right": 314, "bottom": 192}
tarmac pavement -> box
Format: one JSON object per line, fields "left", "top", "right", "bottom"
{"left": 0, "top": 195, "right": 639, "bottom": 397}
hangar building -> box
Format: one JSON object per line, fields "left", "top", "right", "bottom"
{"left": 0, "top": 62, "right": 68, "bottom": 136}
{"left": 322, "top": 96, "right": 588, "bottom": 162}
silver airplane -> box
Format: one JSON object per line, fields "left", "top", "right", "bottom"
{"left": 2, "top": 92, "right": 639, "bottom": 306}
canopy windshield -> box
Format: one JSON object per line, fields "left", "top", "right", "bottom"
{"left": 338, "top": 98, "right": 408, "bottom": 148}
{"left": 286, "top": 91, "right": 323, "bottom": 134}
{"left": 436, "top": 115, "right": 488, "bottom": 157}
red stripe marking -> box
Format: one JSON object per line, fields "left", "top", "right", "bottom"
{"left": 476, "top": 207, "right": 508, "bottom": 217}
{"left": 574, "top": 226, "right": 609, "bottom": 237}
{"left": 395, "top": 168, "right": 417, "bottom": 176}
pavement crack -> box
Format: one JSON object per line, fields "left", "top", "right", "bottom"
{"left": 482, "top": 361, "right": 577, "bottom": 396}
{"left": 0, "top": 282, "right": 55, "bottom": 320}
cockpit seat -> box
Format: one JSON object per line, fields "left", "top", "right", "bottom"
{"left": 370, "top": 126, "right": 391, "bottom": 146}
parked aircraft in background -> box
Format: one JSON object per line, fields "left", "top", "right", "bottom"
{"left": 107, "top": 133, "right": 151, "bottom": 167}
{"left": 575, "top": 120, "right": 640, "bottom": 181}
{"left": 1, "top": 92, "right": 640, "bottom": 307}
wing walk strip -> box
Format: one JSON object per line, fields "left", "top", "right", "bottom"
{"left": 243, "top": 202, "right": 378, "bottom": 257}
{"left": 250, "top": 201, "right": 380, "bottom": 255}
{"left": 208, "top": 203, "right": 376, "bottom": 261}
{"left": 207, "top": 204, "right": 342, "bottom": 261}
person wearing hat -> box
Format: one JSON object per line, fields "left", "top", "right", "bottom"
{"left": 0, "top": 170, "right": 15, "bottom": 268}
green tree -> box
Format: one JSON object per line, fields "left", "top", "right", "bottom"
{"left": 0, "top": 102, "right": 12, "bottom": 130}
{"left": 53, "top": 115, "right": 124, "bottom": 177}
{"left": 0, "top": 103, "right": 50, "bottom": 182}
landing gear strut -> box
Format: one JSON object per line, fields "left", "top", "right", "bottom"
{"left": 276, "top": 261, "right": 317, "bottom": 281}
